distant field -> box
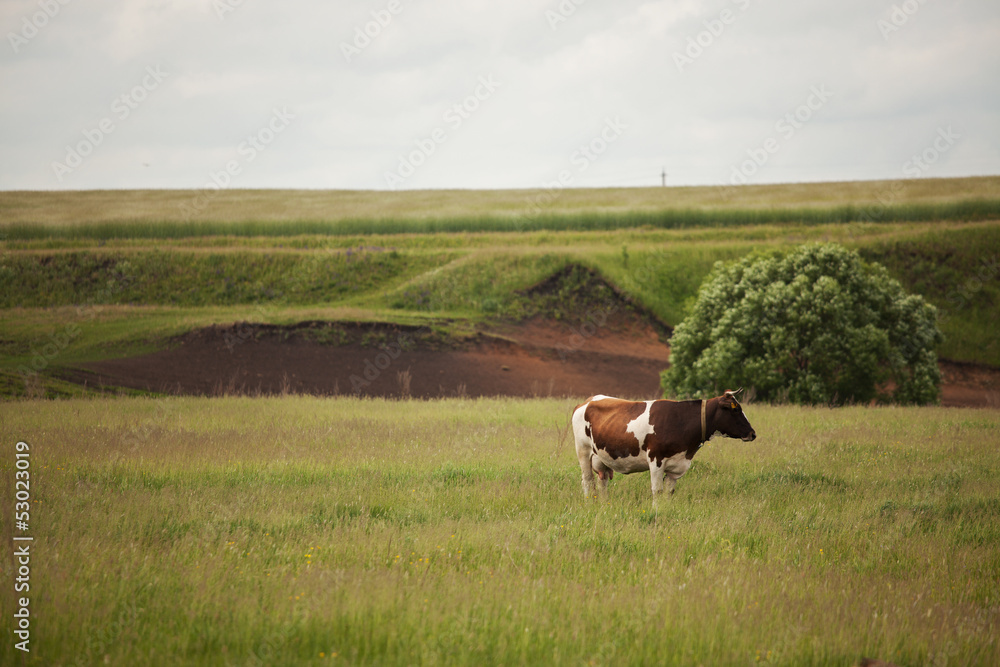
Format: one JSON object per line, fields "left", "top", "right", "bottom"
{"left": 0, "top": 397, "right": 997, "bottom": 665}
{"left": 2, "top": 176, "right": 999, "bottom": 238}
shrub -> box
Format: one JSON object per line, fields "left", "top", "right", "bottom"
{"left": 661, "top": 243, "right": 942, "bottom": 405}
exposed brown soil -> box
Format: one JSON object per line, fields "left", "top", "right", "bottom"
{"left": 939, "top": 358, "right": 1000, "bottom": 408}
{"left": 70, "top": 318, "right": 1000, "bottom": 406}
{"left": 71, "top": 319, "right": 667, "bottom": 400}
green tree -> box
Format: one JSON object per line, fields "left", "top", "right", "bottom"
{"left": 661, "top": 243, "right": 942, "bottom": 405}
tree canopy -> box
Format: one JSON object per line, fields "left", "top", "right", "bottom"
{"left": 661, "top": 243, "right": 942, "bottom": 405}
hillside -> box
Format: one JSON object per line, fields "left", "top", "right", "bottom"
{"left": 1, "top": 179, "right": 998, "bottom": 401}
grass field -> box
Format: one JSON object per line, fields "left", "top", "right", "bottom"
{"left": 2, "top": 180, "right": 999, "bottom": 665}
{"left": 1, "top": 397, "right": 998, "bottom": 666}
{"left": 2, "top": 176, "right": 999, "bottom": 238}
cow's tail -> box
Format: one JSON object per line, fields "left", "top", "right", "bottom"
{"left": 553, "top": 404, "right": 577, "bottom": 458}
{"left": 553, "top": 419, "right": 570, "bottom": 458}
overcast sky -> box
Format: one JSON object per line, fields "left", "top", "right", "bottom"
{"left": 1, "top": 0, "right": 998, "bottom": 192}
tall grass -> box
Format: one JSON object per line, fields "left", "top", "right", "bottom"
{"left": 1, "top": 397, "right": 997, "bottom": 665}
{"left": 3, "top": 199, "right": 1000, "bottom": 240}
{"left": 3, "top": 176, "right": 998, "bottom": 230}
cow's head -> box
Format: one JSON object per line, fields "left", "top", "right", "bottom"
{"left": 715, "top": 389, "right": 756, "bottom": 441}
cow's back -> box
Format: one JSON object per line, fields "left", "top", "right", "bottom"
{"left": 574, "top": 396, "right": 654, "bottom": 460}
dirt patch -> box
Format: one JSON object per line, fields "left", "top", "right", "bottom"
{"left": 72, "top": 319, "right": 669, "bottom": 400}
{"left": 488, "top": 317, "right": 669, "bottom": 364}
{"left": 516, "top": 264, "right": 672, "bottom": 339}
{"left": 73, "top": 264, "right": 679, "bottom": 400}
{"left": 939, "top": 359, "right": 1000, "bottom": 408}
{"left": 70, "top": 319, "right": 1000, "bottom": 406}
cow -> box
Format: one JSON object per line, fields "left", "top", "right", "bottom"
{"left": 572, "top": 390, "right": 756, "bottom": 496}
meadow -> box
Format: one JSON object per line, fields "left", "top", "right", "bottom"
{"left": 1, "top": 398, "right": 997, "bottom": 666}
{"left": 1, "top": 180, "right": 999, "bottom": 665}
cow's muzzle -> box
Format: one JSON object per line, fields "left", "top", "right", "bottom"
{"left": 742, "top": 431, "right": 757, "bottom": 442}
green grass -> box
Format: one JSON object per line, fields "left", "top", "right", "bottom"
{"left": 0, "top": 397, "right": 997, "bottom": 665}
{"left": 2, "top": 177, "right": 999, "bottom": 238}
{"left": 858, "top": 225, "right": 1000, "bottom": 365}
{"left": 384, "top": 252, "right": 572, "bottom": 317}
{"left": 0, "top": 247, "right": 453, "bottom": 308}
{"left": 3, "top": 200, "right": 999, "bottom": 240}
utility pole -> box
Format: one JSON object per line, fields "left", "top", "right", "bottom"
{"left": 661, "top": 167, "right": 668, "bottom": 187}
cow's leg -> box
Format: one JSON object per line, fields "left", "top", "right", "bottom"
{"left": 576, "top": 440, "right": 596, "bottom": 497}
{"left": 651, "top": 453, "right": 690, "bottom": 495}
{"left": 651, "top": 471, "right": 680, "bottom": 495}
{"left": 649, "top": 460, "right": 680, "bottom": 495}
{"left": 649, "top": 459, "right": 666, "bottom": 495}
{"left": 592, "top": 456, "right": 613, "bottom": 494}
{"left": 663, "top": 475, "right": 678, "bottom": 495}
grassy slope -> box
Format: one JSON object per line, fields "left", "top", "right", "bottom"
{"left": 859, "top": 225, "right": 1000, "bottom": 365}
{"left": 2, "top": 220, "right": 999, "bottom": 398}
{"left": 0, "top": 397, "right": 996, "bottom": 666}
{"left": 0, "top": 248, "right": 454, "bottom": 308}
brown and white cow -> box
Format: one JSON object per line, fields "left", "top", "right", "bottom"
{"left": 572, "top": 390, "right": 756, "bottom": 496}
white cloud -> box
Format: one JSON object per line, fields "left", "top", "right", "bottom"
{"left": 0, "top": 0, "right": 997, "bottom": 191}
